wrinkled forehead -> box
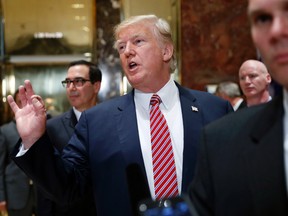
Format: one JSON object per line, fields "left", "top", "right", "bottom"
{"left": 239, "top": 66, "right": 267, "bottom": 77}
{"left": 114, "top": 22, "right": 155, "bottom": 48}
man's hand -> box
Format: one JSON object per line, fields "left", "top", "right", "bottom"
{"left": 7, "top": 80, "right": 47, "bottom": 149}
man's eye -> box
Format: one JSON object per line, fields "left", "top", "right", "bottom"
{"left": 135, "top": 39, "right": 143, "bottom": 45}
{"left": 75, "top": 79, "right": 83, "bottom": 83}
{"left": 117, "top": 45, "right": 125, "bottom": 52}
{"left": 254, "top": 14, "right": 272, "bottom": 25}
{"left": 249, "top": 74, "right": 257, "bottom": 79}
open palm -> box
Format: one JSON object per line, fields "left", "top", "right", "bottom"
{"left": 7, "top": 80, "right": 47, "bottom": 149}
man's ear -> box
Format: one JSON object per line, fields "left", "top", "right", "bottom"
{"left": 162, "top": 43, "right": 173, "bottom": 62}
{"left": 266, "top": 73, "right": 272, "bottom": 84}
{"left": 93, "top": 81, "right": 101, "bottom": 93}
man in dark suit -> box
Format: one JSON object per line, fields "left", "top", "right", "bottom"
{"left": 0, "top": 90, "right": 37, "bottom": 216}
{"left": 189, "top": 0, "right": 288, "bottom": 215}
{"left": 8, "top": 15, "right": 232, "bottom": 216}
{"left": 36, "top": 60, "right": 101, "bottom": 216}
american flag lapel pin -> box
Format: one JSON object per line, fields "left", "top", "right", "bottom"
{"left": 191, "top": 106, "right": 198, "bottom": 112}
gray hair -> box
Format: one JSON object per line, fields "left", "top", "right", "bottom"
{"left": 113, "top": 14, "right": 177, "bottom": 72}
{"left": 216, "top": 81, "right": 241, "bottom": 97}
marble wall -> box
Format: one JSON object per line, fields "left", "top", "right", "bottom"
{"left": 95, "top": 0, "right": 123, "bottom": 101}
{"left": 95, "top": 0, "right": 257, "bottom": 92}
{"left": 180, "top": 0, "right": 257, "bottom": 90}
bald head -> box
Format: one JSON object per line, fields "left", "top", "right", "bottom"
{"left": 239, "top": 60, "right": 269, "bottom": 75}
{"left": 239, "top": 59, "right": 271, "bottom": 106}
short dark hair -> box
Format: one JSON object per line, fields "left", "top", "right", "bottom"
{"left": 68, "top": 60, "right": 102, "bottom": 84}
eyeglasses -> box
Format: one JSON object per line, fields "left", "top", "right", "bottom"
{"left": 61, "top": 78, "right": 91, "bottom": 88}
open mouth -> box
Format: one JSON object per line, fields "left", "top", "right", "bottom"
{"left": 128, "top": 61, "right": 137, "bottom": 70}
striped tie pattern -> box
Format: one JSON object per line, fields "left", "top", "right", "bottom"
{"left": 150, "top": 94, "right": 179, "bottom": 200}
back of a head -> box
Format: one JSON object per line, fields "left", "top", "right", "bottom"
{"left": 216, "top": 81, "right": 241, "bottom": 98}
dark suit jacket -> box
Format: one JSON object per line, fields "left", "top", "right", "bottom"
{"left": 189, "top": 95, "right": 288, "bottom": 216}
{"left": 12, "top": 84, "right": 233, "bottom": 216}
{"left": 0, "top": 121, "right": 33, "bottom": 210}
{"left": 36, "top": 109, "right": 96, "bottom": 216}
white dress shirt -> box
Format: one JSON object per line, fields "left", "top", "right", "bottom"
{"left": 17, "top": 80, "right": 184, "bottom": 199}
{"left": 134, "top": 78, "right": 184, "bottom": 200}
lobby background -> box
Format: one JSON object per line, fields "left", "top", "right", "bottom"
{"left": 0, "top": 0, "right": 256, "bottom": 124}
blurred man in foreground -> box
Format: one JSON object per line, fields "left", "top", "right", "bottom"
{"left": 189, "top": 0, "right": 288, "bottom": 215}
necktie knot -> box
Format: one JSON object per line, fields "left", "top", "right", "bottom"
{"left": 150, "top": 94, "right": 161, "bottom": 106}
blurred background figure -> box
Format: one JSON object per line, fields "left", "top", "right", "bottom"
{"left": 44, "top": 98, "right": 61, "bottom": 119}
{"left": 36, "top": 60, "right": 102, "bottom": 216}
{"left": 215, "top": 81, "right": 246, "bottom": 111}
{"left": 239, "top": 59, "right": 272, "bottom": 107}
{"left": 0, "top": 89, "right": 37, "bottom": 216}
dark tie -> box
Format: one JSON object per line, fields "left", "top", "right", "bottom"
{"left": 150, "top": 94, "right": 179, "bottom": 200}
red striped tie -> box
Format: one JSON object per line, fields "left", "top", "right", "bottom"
{"left": 150, "top": 94, "right": 179, "bottom": 200}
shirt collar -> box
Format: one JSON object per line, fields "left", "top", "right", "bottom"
{"left": 134, "top": 78, "right": 178, "bottom": 111}
{"left": 73, "top": 107, "right": 82, "bottom": 121}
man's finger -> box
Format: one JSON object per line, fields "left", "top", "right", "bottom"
{"left": 24, "top": 80, "right": 35, "bottom": 99}
{"left": 31, "top": 95, "right": 46, "bottom": 114}
{"left": 7, "top": 95, "right": 19, "bottom": 114}
{"left": 18, "top": 86, "right": 27, "bottom": 107}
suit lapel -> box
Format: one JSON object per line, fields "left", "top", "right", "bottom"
{"left": 245, "top": 97, "right": 288, "bottom": 212}
{"left": 177, "top": 85, "right": 202, "bottom": 193}
{"left": 114, "top": 92, "right": 145, "bottom": 168}
{"left": 62, "top": 109, "right": 77, "bottom": 137}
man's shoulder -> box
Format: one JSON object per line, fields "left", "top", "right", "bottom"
{"left": 178, "top": 85, "right": 227, "bottom": 104}
{"left": 205, "top": 101, "right": 273, "bottom": 133}
{"left": 47, "top": 110, "right": 72, "bottom": 125}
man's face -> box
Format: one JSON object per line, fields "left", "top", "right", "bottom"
{"left": 248, "top": 0, "right": 288, "bottom": 89}
{"left": 65, "top": 64, "right": 100, "bottom": 112}
{"left": 115, "top": 22, "right": 173, "bottom": 93}
{"left": 239, "top": 62, "right": 271, "bottom": 98}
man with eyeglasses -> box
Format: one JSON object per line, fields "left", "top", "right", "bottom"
{"left": 36, "top": 60, "right": 101, "bottom": 216}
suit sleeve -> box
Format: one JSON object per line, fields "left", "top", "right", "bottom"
{"left": 10, "top": 132, "right": 89, "bottom": 205}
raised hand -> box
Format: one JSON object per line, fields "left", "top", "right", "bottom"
{"left": 7, "top": 80, "right": 47, "bottom": 149}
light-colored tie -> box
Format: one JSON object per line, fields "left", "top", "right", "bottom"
{"left": 150, "top": 94, "right": 179, "bottom": 200}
